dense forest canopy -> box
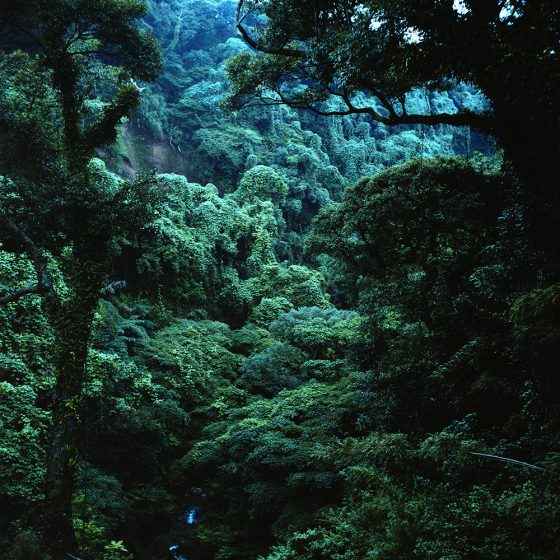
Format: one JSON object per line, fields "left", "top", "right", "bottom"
{"left": 0, "top": 1, "right": 559, "bottom": 560}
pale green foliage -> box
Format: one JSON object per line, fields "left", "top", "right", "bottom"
{"left": 236, "top": 165, "right": 289, "bottom": 205}
{"left": 240, "top": 307, "right": 361, "bottom": 395}
{"left": 103, "top": 540, "right": 133, "bottom": 560}
{"left": 86, "top": 349, "right": 190, "bottom": 444}
{"left": 92, "top": 299, "right": 152, "bottom": 355}
{"left": 87, "top": 158, "right": 121, "bottom": 202}
{"left": 240, "top": 342, "right": 307, "bottom": 395}
{"left": 510, "top": 283, "right": 560, "bottom": 332}
{"left": 270, "top": 308, "right": 361, "bottom": 358}
{"left": 245, "top": 265, "right": 331, "bottom": 309}
{"left": 249, "top": 297, "right": 294, "bottom": 328}
{"left": 141, "top": 319, "right": 242, "bottom": 408}
{"left": 247, "top": 201, "right": 279, "bottom": 274}
{"left": 132, "top": 172, "right": 290, "bottom": 312}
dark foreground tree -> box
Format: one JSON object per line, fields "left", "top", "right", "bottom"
{"left": 0, "top": 1, "right": 161, "bottom": 557}
{"left": 228, "top": 0, "right": 560, "bottom": 190}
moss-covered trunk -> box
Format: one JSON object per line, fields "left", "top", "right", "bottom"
{"left": 43, "top": 239, "right": 107, "bottom": 559}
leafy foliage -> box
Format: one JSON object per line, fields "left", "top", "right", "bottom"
{"left": 1, "top": 2, "right": 559, "bottom": 560}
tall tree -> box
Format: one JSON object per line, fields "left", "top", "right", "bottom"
{"left": 228, "top": 0, "right": 560, "bottom": 190}
{"left": 0, "top": 1, "right": 161, "bottom": 557}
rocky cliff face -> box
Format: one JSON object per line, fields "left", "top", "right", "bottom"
{"left": 97, "top": 122, "right": 195, "bottom": 179}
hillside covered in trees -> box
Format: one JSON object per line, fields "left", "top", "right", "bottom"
{"left": 0, "top": 1, "right": 559, "bottom": 559}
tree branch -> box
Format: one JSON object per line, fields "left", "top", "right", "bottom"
{"left": 470, "top": 452, "right": 544, "bottom": 471}
{"left": 266, "top": 85, "right": 494, "bottom": 130}
{"left": 358, "top": 78, "right": 399, "bottom": 119}
{"left": 0, "top": 213, "right": 53, "bottom": 304}
{"left": 234, "top": 1, "right": 495, "bottom": 132}
{"left": 236, "top": 0, "right": 305, "bottom": 57}
{"left": 4, "top": 20, "right": 47, "bottom": 52}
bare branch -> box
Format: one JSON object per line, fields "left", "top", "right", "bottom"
{"left": 70, "top": 49, "right": 117, "bottom": 58}
{"left": 0, "top": 284, "right": 47, "bottom": 304}
{"left": 0, "top": 213, "right": 53, "bottom": 304}
{"left": 470, "top": 452, "right": 544, "bottom": 471}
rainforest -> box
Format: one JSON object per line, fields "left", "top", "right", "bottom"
{"left": 0, "top": 1, "right": 559, "bottom": 559}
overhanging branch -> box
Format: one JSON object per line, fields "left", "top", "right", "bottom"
{"left": 264, "top": 86, "right": 494, "bottom": 130}
{"left": 235, "top": 1, "right": 495, "bottom": 132}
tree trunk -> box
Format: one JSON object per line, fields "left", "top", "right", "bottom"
{"left": 43, "top": 239, "right": 107, "bottom": 559}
